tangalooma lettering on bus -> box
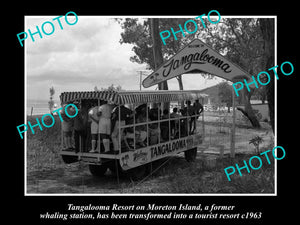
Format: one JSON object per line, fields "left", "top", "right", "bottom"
{"left": 151, "top": 139, "right": 187, "bottom": 158}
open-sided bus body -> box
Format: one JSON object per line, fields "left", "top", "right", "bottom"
{"left": 59, "top": 90, "right": 206, "bottom": 177}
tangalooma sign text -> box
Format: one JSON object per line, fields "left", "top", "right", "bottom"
{"left": 162, "top": 48, "right": 232, "bottom": 77}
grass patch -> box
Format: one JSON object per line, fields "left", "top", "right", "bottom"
{"left": 27, "top": 115, "right": 63, "bottom": 173}
{"left": 128, "top": 153, "right": 275, "bottom": 194}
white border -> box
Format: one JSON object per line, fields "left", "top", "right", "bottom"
{"left": 24, "top": 15, "right": 277, "bottom": 196}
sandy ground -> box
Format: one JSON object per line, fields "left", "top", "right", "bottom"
{"left": 26, "top": 153, "right": 231, "bottom": 194}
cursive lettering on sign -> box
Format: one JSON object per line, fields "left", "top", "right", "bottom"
{"left": 162, "top": 49, "right": 232, "bottom": 77}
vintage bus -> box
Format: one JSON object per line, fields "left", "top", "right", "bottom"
{"left": 59, "top": 90, "right": 205, "bottom": 180}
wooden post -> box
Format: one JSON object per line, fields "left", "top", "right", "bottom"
{"left": 139, "top": 71, "right": 142, "bottom": 91}
{"left": 118, "top": 104, "right": 121, "bottom": 154}
{"left": 230, "top": 87, "right": 236, "bottom": 158}
{"left": 202, "top": 97, "right": 205, "bottom": 138}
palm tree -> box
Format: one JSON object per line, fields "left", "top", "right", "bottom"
{"left": 249, "top": 135, "right": 264, "bottom": 154}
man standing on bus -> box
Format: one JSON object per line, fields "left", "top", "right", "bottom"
{"left": 74, "top": 103, "right": 88, "bottom": 153}
{"left": 97, "top": 101, "right": 113, "bottom": 153}
{"left": 192, "top": 99, "right": 204, "bottom": 133}
{"left": 182, "top": 100, "right": 195, "bottom": 135}
{"left": 88, "top": 104, "right": 100, "bottom": 153}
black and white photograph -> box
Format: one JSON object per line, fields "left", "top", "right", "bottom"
{"left": 24, "top": 14, "right": 276, "bottom": 195}
{"left": 14, "top": 6, "right": 297, "bottom": 224}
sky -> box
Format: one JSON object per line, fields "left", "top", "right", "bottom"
{"left": 25, "top": 16, "right": 223, "bottom": 102}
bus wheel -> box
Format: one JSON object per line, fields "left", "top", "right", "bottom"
{"left": 126, "top": 165, "right": 146, "bottom": 181}
{"left": 89, "top": 164, "right": 108, "bottom": 177}
{"left": 61, "top": 155, "right": 78, "bottom": 164}
{"left": 108, "top": 160, "right": 126, "bottom": 178}
{"left": 185, "top": 148, "right": 197, "bottom": 162}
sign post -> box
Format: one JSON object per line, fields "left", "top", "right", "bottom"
{"left": 230, "top": 87, "right": 236, "bottom": 158}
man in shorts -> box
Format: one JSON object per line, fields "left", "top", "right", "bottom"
{"left": 97, "top": 101, "right": 113, "bottom": 153}
{"left": 74, "top": 104, "right": 88, "bottom": 153}
{"left": 88, "top": 104, "right": 100, "bottom": 153}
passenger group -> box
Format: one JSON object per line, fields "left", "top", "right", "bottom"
{"left": 61, "top": 100, "right": 203, "bottom": 154}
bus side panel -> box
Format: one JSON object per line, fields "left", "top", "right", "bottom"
{"left": 119, "top": 134, "right": 203, "bottom": 170}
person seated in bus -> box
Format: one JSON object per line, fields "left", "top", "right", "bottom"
{"left": 148, "top": 107, "right": 160, "bottom": 145}
{"left": 88, "top": 103, "right": 100, "bottom": 153}
{"left": 170, "top": 107, "right": 180, "bottom": 139}
{"left": 123, "top": 127, "right": 147, "bottom": 150}
{"left": 74, "top": 103, "right": 88, "bottom": 153}
{"left": 136, "top": 110, "right": 148, "bottom": 148}
{"left": 192, "top": 99, "right": 204, "bottom": 133}
{"left": 136, "top": 110, "right": 147, "bottom": 127}
{"left": 135, "top": 104, "right": 147, "bottom": 145}
{"left": 135, "top": 104, "right": 147, "bottom": 121}
{"left": 111, "top": 105, "right": 133, "bottom": 152}
{"left": 61, "top": 103, "right": 74, "bottom": 150}
{"left": 160, "top": 109, "right": 170, "bottom": 142}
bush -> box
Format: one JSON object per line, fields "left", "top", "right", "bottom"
{"left": 27, "top": 115, "right": 62, "bottom": 172}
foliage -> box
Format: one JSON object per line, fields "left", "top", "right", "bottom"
{"left": 117, "top": 18, "right": 266, "bottom": 82}
{"left": 94, "top": 84, "right": 124, "bottom": 92}
{"left": 117, "top": 18, "right": 210, "bottom": 90}
{"left": 117, "top": 18, "right": 187, "bottom": 70}
{"left": 204, "top": 19, "right": 265, "bottom": 72}
{"left": 249, "top": 135, "right": 264, "bottom": 154}
{"left": 117, "top": 18, "right": 272, "bottom": 128}
{"left": 204, "top": 18, "right": 268, "bottom": 128}
{"left": 218, "top": 82, "right": 232, "bottom": 112}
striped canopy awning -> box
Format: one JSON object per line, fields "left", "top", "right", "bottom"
{"left": 60, "top": 90, "right": 208, "bottom": 105}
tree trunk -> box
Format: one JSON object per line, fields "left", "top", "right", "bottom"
{"left": 176, "top": 75, "right": 185, "bottom": 108}
{"left": 260, "top": 18, "right": 275, "bottom": 132}
{"left": 236, "top": 65, "right": 260, "bottom": 128}
{"left": 150, "top": 18, "right": 169, "bottom": 110}
{"left": 176, "top": 75, "right": 183, "bottom": 90}
{"left": 241, "top": 89, "right": 261, "bottom": 128}
{"left": 150, "top": 18, "right": 168, "bottom": 91}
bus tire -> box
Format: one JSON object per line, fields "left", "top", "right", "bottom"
{"left": 108, "top": 160, "right": 126, "bottom": 178}
{"left": 89, "top": 164, "right": 108, "bottom": 177}
{"left": 61, "top": 155, "right": 78, "bottom": 164}
{"left": 126, "top": 165, "right": 146, "bottom": 181}
{"left": 185, "top": 147, "right": 197, "bottom": 162}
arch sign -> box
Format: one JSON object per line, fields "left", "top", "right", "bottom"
{"left": 142, "top": 39, "right": 252, "bottom": 88}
